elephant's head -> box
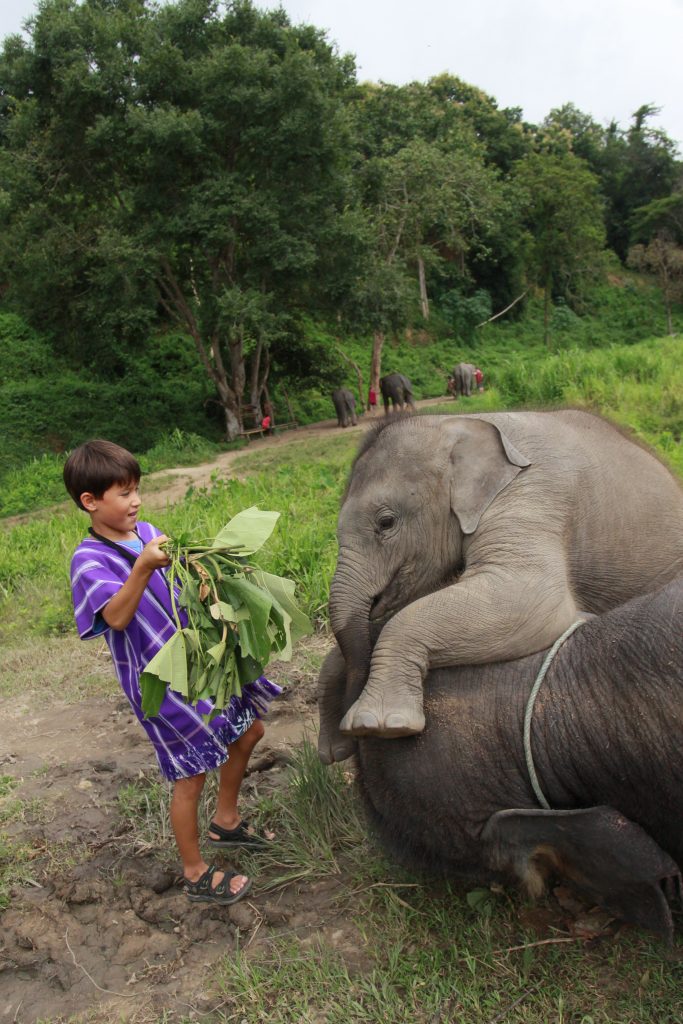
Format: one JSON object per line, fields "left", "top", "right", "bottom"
{"left": 330, "top": 414, "right": 530, "bottom": 708}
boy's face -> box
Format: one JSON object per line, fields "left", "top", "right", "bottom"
{"left": 81, "top": 478, "right": 141, "bottom": 539}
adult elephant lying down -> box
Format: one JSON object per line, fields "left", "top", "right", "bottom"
{"left": 323, "top": 410, "right": 683, "bottom": 753}
{"left": 318, "top": 578, "right": 683, "bottom": 939}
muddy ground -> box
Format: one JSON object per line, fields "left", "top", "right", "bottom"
{"left": 0, "top": 630, "right": 351, "bottom": 1023}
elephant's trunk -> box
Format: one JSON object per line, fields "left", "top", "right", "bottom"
{"left": 329, "top": 556, "right": 375, "bottom": 709}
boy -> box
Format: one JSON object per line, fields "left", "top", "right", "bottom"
{"left": 64, "top": 439, "right": 281, "bottom": 905}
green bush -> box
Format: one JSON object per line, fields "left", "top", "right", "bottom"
{"left": 0, "top": 313, "right": 55, "bottom": 381}
{"left": 138, "top": 428, "right": 223, "bottom": 474}
{"left": 0, "top": 319, "right": 222, "bottom": 473}
{"left": 0, "top": 454, "right": 69, "bottom": 518}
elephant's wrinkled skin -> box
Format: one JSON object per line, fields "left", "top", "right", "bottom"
{"left": 319, "top": 578, "right": 683, "bottom": 939}
{"left": 322, "top": 410, "right": 683, "bottom": 751}
{"left": 331, "top": 387, "right": 358, "bottom": 428}
{"left": 379, "top": 372, "right": 415, "bottom": 414}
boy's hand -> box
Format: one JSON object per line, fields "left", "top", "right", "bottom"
{"left": 137, "top": 535, "right": 171, "bottom": 572}
{"left": 102, "top": 535, "right": 171, "bottom": 631}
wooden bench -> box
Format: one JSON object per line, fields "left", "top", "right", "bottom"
{"left": 239, "top": 426, "right": 265, "bottom": 441}
{"left": 240, "top": 420, "right": 298, "bottom": 441}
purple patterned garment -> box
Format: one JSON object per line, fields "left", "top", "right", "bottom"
{"left": 70, "top": 520, "right": 282, "bottom": 780}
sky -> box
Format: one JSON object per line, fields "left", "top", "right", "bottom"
{"left": 2, "top": 0, "right": 682, "bottom": 151}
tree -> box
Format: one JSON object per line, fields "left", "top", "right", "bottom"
{"left": 628, "top": 234, "right": 683, "bottom": 336}
{"left": 600, "top": 106, "right": 680, "bottom": 261}
{"left": 0, "top": 0, "right": 357, "bottom": 438}
{"left": 426, "top": 74, "right": 530, "bottom": 173}
{"left": 539, "top": 103, "right": 606, "bottom": 165}
{"left": 512, "top": 151, "right": 606, "bottom": 345}
{"left": 370, "top": 139, "right": 504, "bottom": 321}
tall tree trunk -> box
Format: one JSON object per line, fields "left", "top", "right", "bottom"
{"left": 418, "top": 254, "right": 430, "bottom": 320}
{"left": 214, "top": 374, "right": 241, "bottom": 439}
{"left": 156, "top": 262, "right": 243, "bottom": 439}
{"left": 229, "top": 329, "right": 246, "bottom": 421}
{"left": 248, "top": 339, "right": 262, "bottom": 414}
{"left": 371, "top": 330, "right": 384, "bottom": 392}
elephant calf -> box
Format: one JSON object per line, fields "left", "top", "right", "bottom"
{"left": 325, "top": 410, "right": 683, "bottom": 745}
{"left": 320, "top": 578, "right": 683, "bottom": 940}
{"left": 379, "top": 372, "right": 415, "bottom": 414}
{"left": 331, "top": 387, "right": 358, "bottom": 428}
{"left": 451, "top": 361, "right": 476, "bottom": 397}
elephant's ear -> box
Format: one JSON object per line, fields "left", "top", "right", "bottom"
{"left": 447, "top": 419, "right": 530, "bottom": 535}
{"left": 482, "top": 806, "right": 681, "bottom": 942}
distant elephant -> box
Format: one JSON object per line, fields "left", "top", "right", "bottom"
{"left": 379, "top": 373, "right": 415, "bottom": 414}
{"left": 331, "top": 388, "right": 358, "bottom": 428}
{"left": 452, "top": 362, "right": 476, "bottom": 397}
{"left": 318, "top": 577, "right": 683, "bottom": 940}
{"left": 319, "top": 410, "right": 683, "bottom": 755}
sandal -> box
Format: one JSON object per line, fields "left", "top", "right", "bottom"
{"left": 184, "top": 865, "right": 252, "bottom": 905}
{"left": 207, "top": 819, "right": 269, "bottom": 849}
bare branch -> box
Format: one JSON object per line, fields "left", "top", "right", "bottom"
{"left": 475, "top": 290, "right": 529, "bottom": 328}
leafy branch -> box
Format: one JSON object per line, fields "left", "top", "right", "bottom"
{"left": 140, "top": 507, "right": 311, "bottom": 718}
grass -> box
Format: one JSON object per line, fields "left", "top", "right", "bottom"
{"left": 214, "top": 930, "right": 682, "bottom": 1024}
{"left": 0, "top": 633, "right": 117, "bottom": 699}
{"left": 0, "top": 427, "right": 224, "bottom": 518}
{"left": 106, "top": 737, "right": 683, "bottom": 1023}
{"left": 0, "top": 433, "right": 354, "bottom": 641}
{"left": 200, "top": 742, "right": 682, "bottom": 1024}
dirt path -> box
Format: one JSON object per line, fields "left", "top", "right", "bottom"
{"left": 141, "top": 398, "right": 450, "bottom": 510}
{"left": 0, "top": 633, "right": 336, "bottom": 1024}
{"left": 2, "top": 398, "right": 449, "bottom": 528}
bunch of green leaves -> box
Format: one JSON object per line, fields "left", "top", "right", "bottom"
{"left": 140, "top": 507, "right": 311, "bottom": 718}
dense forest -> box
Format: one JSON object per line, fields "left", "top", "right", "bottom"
{"left": 1, "top": 0, "right": 682, "bottom": 466}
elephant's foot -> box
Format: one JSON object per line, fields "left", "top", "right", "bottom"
{"left": 339, "top": 691, "right": 425, "bottom": 738}
{"left": 317, "top": 728, "right": 357, "bottom": 765}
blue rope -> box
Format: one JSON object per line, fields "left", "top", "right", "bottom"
{"left": 523, "top": 619, "right": 586, "bottom": 810}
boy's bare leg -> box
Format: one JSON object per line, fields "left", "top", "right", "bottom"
{"left": 210, "top": 719, "right": 265, "bottom": 836}
{"left": 171, "top": 773, "right": 248, "bottom": 894}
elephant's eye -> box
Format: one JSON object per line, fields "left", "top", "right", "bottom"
{"left": 377, "top": 513, "right": 396, "bottom": 532}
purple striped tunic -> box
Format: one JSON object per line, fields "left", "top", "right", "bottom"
{"left": 70, "top": 520, "right": 281, "bottom": 780}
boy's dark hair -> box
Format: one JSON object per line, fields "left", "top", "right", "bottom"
{"left": 63, "top": 439, "right": 141, "bottom": 510}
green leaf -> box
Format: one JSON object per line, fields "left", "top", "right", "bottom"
{"left": 236, "top": 651, "right": 264, "bottom": 688}
{"left": 251, "top": 569, "right": 312, "bottom": 642}
{"left": 222, "top": 577, "right": 273, "bottom": 640}
{"left": 267, "top": 607, "right": 292, "bottom": 660}
{"left": 140, "top": 631, "right": 189, "bottom": 695}
{"left": 236, "top": 615, "right": 272, "bottom": 663}
{"left": 212, "top": 507, "right": 280, "bottom": 554}
{"left": 209, "top": 600, "right": 238, "bottom": 621}
{"left": 179, "top": 577, "right": 201, "bottom": 611}
{"left": 206, "top": 641, "right": 227, "bottom": 665}
{"left": 139, "top": 674, "right": 167, "bottom": 718}
{"left": 466, "top": 888, "right": 494, "bottom": 914}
